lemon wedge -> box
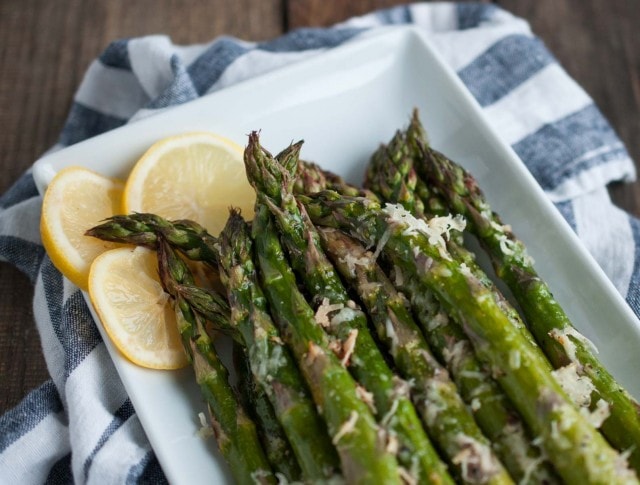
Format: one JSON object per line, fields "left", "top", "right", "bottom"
{"left": 40, "top": 166, "right": 124, "bottom": 290}
{"left": 122, "top": 132, "right": 255, "bottom": 236}
{"left": 89, "top": 246, "right": 188, "bottom": 369}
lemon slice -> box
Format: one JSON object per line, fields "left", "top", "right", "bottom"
{"left": 41, "top": 166, "right": 124, "bottom": 290}
{"left": 89, "top": 246, "right": 188, "bottom": 369}
{"left": 122, "top": 132, "right": 255, "bottom": 236}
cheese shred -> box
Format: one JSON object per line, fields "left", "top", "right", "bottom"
{"left": 382, "top": 203, "right": 466, "bottom": 260}
{"left": 333, "top": 411, "right": 359, "bottom": 445}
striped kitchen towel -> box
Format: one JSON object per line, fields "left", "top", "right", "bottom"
{"left": 1, "top": 3, "right": 638, "bottom": 483}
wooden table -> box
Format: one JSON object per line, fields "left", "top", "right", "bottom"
{"left": 1, "top": 0, "right": 638, "bottom": 414}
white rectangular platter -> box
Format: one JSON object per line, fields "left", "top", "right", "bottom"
{"left": 33, "top": 26, "right": 640, "bottom": 484}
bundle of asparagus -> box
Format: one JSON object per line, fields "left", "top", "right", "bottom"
{"left": 88, "top": 113, "right": 640, "bottom": 484}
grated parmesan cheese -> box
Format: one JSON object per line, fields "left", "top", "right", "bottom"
{"left": 382, "top": 396, "right": 400, "bottom": 427}
{"left": 392, "top": 375, "right": 413, "bottom": 398}
{"left": 423, "top": 381, "right": 448, "bottom": 426}
{"left": 385, "top": 317, "right": 399, "bottom": 352}
{"left": 615, "top": 448, "right": 635, "bottom": 480}
{"left": 306, "top": 342, "right": 324, "bottom": 366}
{"left": 435, "top": 267, "right": 452, "bottom": 278}
{"left": 497, "top": 234, "right": 516, "bottom": 256}
{"left": 253, "top": 339, "right": 288, "bottom": 384}
{"left": 251, "top": 469, "right": 271, "bottom": 484}
{"left": 427, "top": 312, "right": 448, "bottom": 332}
{"left": 451, "top": 433, "right": 499, "bottom": 483}
{"left": 360, "top": 283, "right": 383, "bottom": 300}
{"left": 330, "top": 307, "right": 362, "bottom": 328}
{"left": 386, "top": 432, "right": 400, "bottom": 455}
{"left": 333, "top": 411, "right": 359, "bottom": 445}
{"left": 197, "top": 412, "right": 214, "bottom": 439}
{"left": 551, "top": 363, "right": 595, "bottom": 408}
{"left": 469, "top": 383, "right": 492, "bottom": 399}
{"left": 372, "top": 225, "right": 393, "bottom": 261}
{"left": 442, "top": 340, "right": 469, "bottom": 373}
{"left": 356, "top": 385, "right": 377, "bottom": 414}
{"left": 459, "top": 370, "right": 486, "bottom": 381}
{"left": 315, "top": 298, "right": 344, "bottom": 328}
{"left": 459, "top": 262, "right": 473, "bottom": 278}
{"left": 382, "top": 203, "right": 466, "bottom": 260}
{"left": 518, "top": 455, "right": 547, "bottom": 485}
{"left": 489, "top": 219, "right": 512, "bottom": 234}
{"left": 580, "top": 399, "right": 611, "bottom": 429}
{"left": 341, "top": 252, "right": 372, "bottom": 277}
{"left": 340, "top": 329, "right": 358, "bottom": 366}
{"left": 548, "top": 327, "right": 599, "bottom": 365}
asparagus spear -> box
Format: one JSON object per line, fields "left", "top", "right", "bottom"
{"left": 411, "top": 114, "right": 640, "bottom": 471}
{"left": 301, "top": 190, "right": 639, "bottom": 484}
{"left": 296, "top": 159, "right": 378, "bottom": 199}
{"left": 156, "top": 236, "right": 275, "bottom": 484}
{"left": 233, "top": 341, "right": 302, "bottom": 481}
{"left": 320, "top": 226, "right": 557, "bottom": 484}
{"left": 87, "top": 213, "right": 219, "bottom": 266}
{"left": 298, "top": 140, "right": 548, "bottom": 482}
{"left": 294, "top": 160, "right": 329, "bottom": 195}
{"left": 365, "top": 130, "right": 558, "bottom": 483}
{"left": 245, "top": 133, "right": 508, "bottom": 485}
{"left": 88, "top": 210, "right": 403, "bottom": 481}
{"left": 252, "top": 203, "right": 401, "bottom": 484}
{"left": 216, "top": 209, "right": 340, "bottom": 480}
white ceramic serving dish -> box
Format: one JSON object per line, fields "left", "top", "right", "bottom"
{"left": 33, "top": 25, "right": 640, "bottom": 484}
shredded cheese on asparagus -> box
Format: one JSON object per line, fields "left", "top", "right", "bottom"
{"left": 314, "top": 298, "right": 344, "bottom": 328}
{"left": 196, "top": 412, "right": 214, "bottom": 439}
{"left": 551, "top": 363, "right": 595, "bottom": 408}
{"left": 355, "top": 384, "right": 377, "bottom": 414}
{"left": 442, "top": 340, "right": 469, "bottom": 373}
{"left": 382, "top": 203, "right": 466, "bottom": 260}
{"left": 332, "top": 411, "right": 359, "bottom": 445}
{"left": 580, "top": 399, "right": 611, "bottom": 429}
{"left": 341, "top": 252, "right": 371, "bottom": 277}
{"left": 340, "top": 329, "right": 358, "bottom": 366}
{"left": 548, "top": 326, "right": 599, "bottom": 364}
{"left": 452, "top": 433, "right": 500, "bottom": 483}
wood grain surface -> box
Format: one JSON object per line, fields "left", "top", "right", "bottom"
{"left": 1, "top": 0, "right": 639, "bottom": 414}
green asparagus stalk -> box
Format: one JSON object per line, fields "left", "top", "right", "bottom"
{"left": 217, "top": 209, "right": 340, "bottom": 480}
{"left": 252, "top": 203, "right": 400, "bottom": 484}
{"left": 245, "top": 132, "right": 509, "bottom": 485}
{"left": 233, "top": 341, "right": 302, "bottom": 481}
{"left": 296, "top": 137, "right": 542, "bottom": 481}
{"left": 365, "top": 129, "right": 558, "bottom": 483}
{"left": 156, "top": 237, "right": 275, "bottom": 484}
{"left": 300, "top": 138, "right": 547, "bottom": 481}
{"left": 297, "top": 159, "right": 378, "bottom": 199}
{"left": 412, "top": 114, "right": 640, "bottom": 471}
{"left": 367, "top": 131, "right": 426, "bottom": 218}
{"left": 320, "top": 226, "right": 558, "bottom": 484}
{"left": 301, "top": 190, "right": 639, "bottom": 484}
{"left": 294, "top": 160, "right": 329, "bottom": 195}
{"left": 87, "top": 213, "right": 219, "bottom": 266}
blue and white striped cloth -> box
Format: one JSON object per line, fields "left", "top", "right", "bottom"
{"left": 1, "top": 3, "right": 638, "bottom": 483}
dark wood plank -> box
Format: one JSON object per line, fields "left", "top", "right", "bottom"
{"left": 0, "top": 0, "right": 283, "bottom": 414}
{"left": 287, "top": 0, "right": 410, "bottom": 28}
